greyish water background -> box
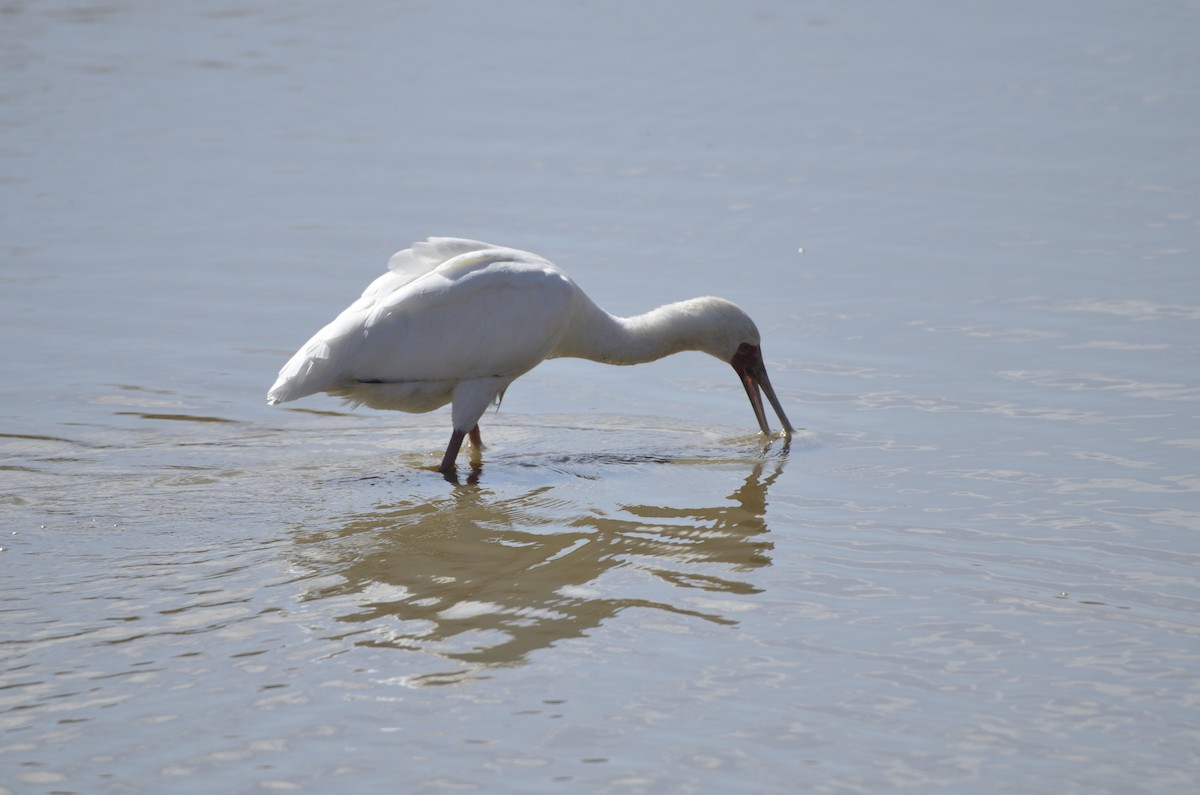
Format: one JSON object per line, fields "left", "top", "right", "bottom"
{"left": 2, "top": 1, "right": 1198, "bottom": 792}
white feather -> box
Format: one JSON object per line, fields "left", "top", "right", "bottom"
{"left": 267, "top": 237, "right": 791, "bottom": 472}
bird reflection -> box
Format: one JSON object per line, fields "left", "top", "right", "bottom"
{"left": 292, "top": 457, "right": 785, "bottom": 685}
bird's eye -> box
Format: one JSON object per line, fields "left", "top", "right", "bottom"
{"left": 737, "top": 343, "right": 753, "bottom": 355}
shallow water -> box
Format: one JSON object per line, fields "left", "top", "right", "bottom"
{"left": 3, "top": 1, "right": 1199, "bottom": 793}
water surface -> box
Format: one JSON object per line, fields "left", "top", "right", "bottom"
{"left": 2, "top": 1, "right": 1198, "bottom": 793}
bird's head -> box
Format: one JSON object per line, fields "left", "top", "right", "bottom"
{"left": 690, "top": 298, "right": 793, "bottom": 437}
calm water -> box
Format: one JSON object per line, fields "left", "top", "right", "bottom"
{"left": 3, "top": 1, "right": 1199, "bottom": 793}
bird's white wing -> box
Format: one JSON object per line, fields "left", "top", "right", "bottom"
{"left": 268, "top": 238, "right": 508, "bottom": 404}
{"left": 359, "top": 237, "right": 497, "bottom": 303}
{"left": 389, "top": 237, "right": 495, "bottom": 281}
{"left": 349, "top": 249, "right": 576, "bottom": 383}
{"left": 267, "top": 242, "right": 575, "bottom": 404}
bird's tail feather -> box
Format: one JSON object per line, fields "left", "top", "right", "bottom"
{"left": 266, "top": 317, "right": 360, "bottom": 404}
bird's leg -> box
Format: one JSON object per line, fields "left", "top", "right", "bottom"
{"left": 466, "top": 425, "right": 483, "bottom": 466}
{"left": 439, "top": 429, "right": 468, "bottom": 475}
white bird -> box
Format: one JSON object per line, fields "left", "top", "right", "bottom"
{"left": 267, "top": 237, "right": 792, "bottom": 475}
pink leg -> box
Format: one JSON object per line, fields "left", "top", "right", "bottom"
{"left": 440, "top": 425, "right": 484, "bottom": 475}
{"left": 440, "top": 423, "right": 486, "bottom": 477}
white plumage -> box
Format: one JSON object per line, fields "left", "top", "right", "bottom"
{"left": 268, "top": 237, "right": 792, "bottom": 475}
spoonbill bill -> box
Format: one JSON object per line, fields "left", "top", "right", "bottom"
{"left": 267, "top": 237, "right": 792, "bottom": 475}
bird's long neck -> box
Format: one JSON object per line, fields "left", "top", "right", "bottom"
{"left": 551, "top": 294, "right": 719, "bottom": 365}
